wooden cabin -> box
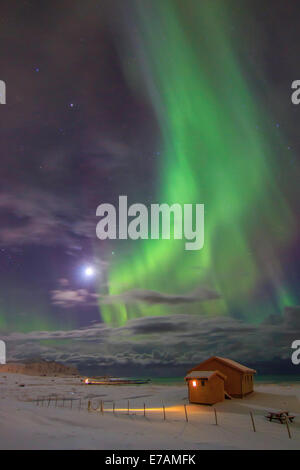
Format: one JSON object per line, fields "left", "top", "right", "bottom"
{"left": 185, "top": 370, "right": 226, "bottom": 405}
{"left": 187, "top": 356, "right": 256, "bottom": 398}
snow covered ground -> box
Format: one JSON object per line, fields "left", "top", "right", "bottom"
{"left": 0, "top": 373, "right": 299, "bottom": 450}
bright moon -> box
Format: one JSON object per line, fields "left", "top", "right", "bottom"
{"left": 84, "top": 266, "right": 94, "bottom": 277}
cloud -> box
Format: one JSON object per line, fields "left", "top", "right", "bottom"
{"left": 3, "top": 308, "right": 299, "bottom": 374}
{"left": 50, "top": 281, "right": 220, "bottom": 309}
{"left": 0, "top": 189, "right": 93, "bottom": 248}
{"left": 99, "top": 286, "right": 221, "bottom": 305}
{"left": 51, "top": 289, "right": 98, "bottom": 308}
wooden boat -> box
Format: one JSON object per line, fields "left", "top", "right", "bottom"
{"left": 82, "top": 377, "right": 151, "bottom": 385}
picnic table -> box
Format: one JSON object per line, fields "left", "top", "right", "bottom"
{"left": 265, "top": 410, "right": 295, "bottom": 424}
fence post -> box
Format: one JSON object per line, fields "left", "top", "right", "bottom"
{"left": 113, "top": 402, "right": 115, "bottom": 414}
{"left": 285, "top": 415, "right": 292, "bottom": 439}
{"left": 127, "top": 400, "right": 130, "bottom": 415}
{"left": 250, "top": 411, "right": 256, "bottom": 432}
{"left": 88, "top": 400, "right": 91, "bottom": 412}
{"left": 163, "top": 403, "right": 166, "bottom": 421}
{"left": 184, "top": 404, "right": 188, "bottom": 422}
{"left": 214, "top": 408, "right": 218, "bottom": 425}
{"left": 101, "top": 400, "right": 104, "bottom": 414}
{"left": 144, "top": 403, "right": 146, "bottom": 417}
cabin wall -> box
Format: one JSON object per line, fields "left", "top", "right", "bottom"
{"left": 191, "top": 361, "right": 254, "bottom": 397}
{"left": 190, "top": 359, "right": 241, "bottom": 396}
{"left": 241, "top": 374, "right": 254, "bottom": 396}
{"left": 187, "top": 376, "right": 224, "bottom": 405}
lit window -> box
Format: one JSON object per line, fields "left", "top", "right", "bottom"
{"left": 192, "top": 380, "right": 197, "bottom": 387}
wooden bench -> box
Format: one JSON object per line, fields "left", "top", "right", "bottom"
{"left": 265, "top": 411, "right": 295, "bottom": 424}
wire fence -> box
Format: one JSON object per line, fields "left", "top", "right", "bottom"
{"left": 28, "top": 395, "right": 296, "bottom": 440}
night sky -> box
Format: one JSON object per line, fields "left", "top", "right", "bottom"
{"left": 0, "top": 0, "right": 300, "bottom": 376}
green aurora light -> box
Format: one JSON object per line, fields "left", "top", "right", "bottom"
{"left": 98, "top": 0, "right": 298, "bottom": 326}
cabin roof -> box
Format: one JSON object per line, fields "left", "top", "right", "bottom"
{"left": 185, "top": 370, "right": 226, "bottom": 381}
{"left": 187, "top": 356, "right": 256, "bottom": 374}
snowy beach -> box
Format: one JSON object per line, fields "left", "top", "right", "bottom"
{"left": 0, "top": 372, "right": 299, "bottom": 450}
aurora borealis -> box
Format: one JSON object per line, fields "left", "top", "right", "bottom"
{"left": 0, "top": 0, "right": 299, "bottom": 375}
{"left": 100, "top": 0, "right": 298, "bottom": 326}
